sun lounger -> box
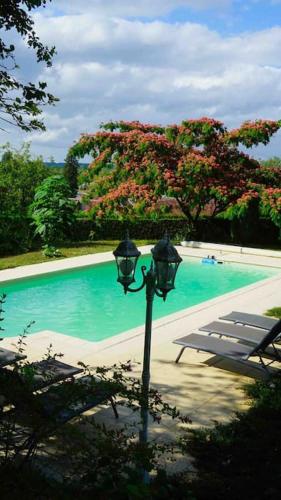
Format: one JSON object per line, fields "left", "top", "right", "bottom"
{"left": 0, "top": 346, "right": 26, "bottom": 368}
{"left": 37, "top": 375, "right": 119, "bottom": 423}
{"left": 6, "top": 372, "right": 119, "bottom": 436}
{"left": 26, "top": 359, "right": 83, "bottom": 390}
{"left": 0, "top": 358, "right": 83, "bottom": 391}
{"left": 4, "top": 374, "right": 119, "bottom": 456}
{"left": 199, "top": 321, "right": 280, "bottom": 344}
{"left": 173, "top": 319, "right": 281, "bottom": 373}
{"left": 199, "top": 320, "right": 281, "bottom": 359}
{"left": 219, "top": 311, "right": 278, "bottom": 330}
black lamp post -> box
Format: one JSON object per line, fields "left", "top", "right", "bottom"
{"left": 113, "top": 231, "right": 182, "bottom": 482}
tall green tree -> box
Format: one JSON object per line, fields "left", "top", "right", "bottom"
{"left": 0, "top": 143, "right": 48, "bottom": 254}
{"left": 0, "top": 0, "right": 58, "bottom": 131}
{"left": 0, "top": 143, "right": 47, "bottom": 214}
{"left": 63, "top": 153, "right": 79, "bottom": 196}
{"left": 31, "top": 175, "right": 76, "bottom": 248}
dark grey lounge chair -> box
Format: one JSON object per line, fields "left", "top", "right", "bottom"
{"left": 27, "top": 359, "right": 83, "bottom": 390}
{"left": 6, "top": 372, "right": 119, "bottom": 453}
{"left": 1, "top": 358, "right": 83, "bottom": 392}
{"left": 199, "top": 320, "right": 281, "bottom": 349}
{"left": 36, "top": 375, "right": 119, "bottom": 423}
{"left": 7, "top": 370, "right": 119, "bottom": 432}
{"left": 0, "top": 346, "right": 26, "bottom": 367}
{"left": 219, "top": 311, "right": 278, "bottom": 331}
{"left": 173, "top": 319, "right": 281, "bottom": 373}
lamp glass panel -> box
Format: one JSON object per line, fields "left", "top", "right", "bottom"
{"left": 116, "top": 256, "right": 137, "bottom": 285}
{"left": 155, "top": 261, "right": 177, "bottom": 291}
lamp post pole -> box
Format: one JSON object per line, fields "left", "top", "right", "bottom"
{"left": 139, "top": 267, "right": 155, "bottom": 448}
{"left": 113, "top": 233, "right": 182, "bottom": 483}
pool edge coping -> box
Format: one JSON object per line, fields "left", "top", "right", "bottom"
{"left": 1, "top": 243, "right": 281, "bottom": 284}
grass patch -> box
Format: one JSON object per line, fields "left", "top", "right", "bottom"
{"left": 0, "top": 240, "right": 154, "bottom": 270}
{"left": 265, "top": 307, "right": 281, "bottom": 319}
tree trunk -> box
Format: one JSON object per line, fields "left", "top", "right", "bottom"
{"left": 175, "top": 198, "right": 197, "bottom": 239}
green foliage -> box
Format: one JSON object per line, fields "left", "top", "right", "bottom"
{"left": 0, "top": 0, "right": 58, "bottom": 131}
{"left": 0, "top": 143, "right": 47, "bottom": 213}
{"left": 260, "top": 188, "right": 281, "bottom": 232}
{"left": 73, "top": 217, "right": 193, "bottom": 242}
{"left": 244, "top": 375, "right": 281, "bottom": 410}
{"left": 63, "top": 153, "right": 79, "bottom": 196}
{"left": 261, "top": 156, "right": 281, "bottom": 168}
{"left": 226, "top": 120, "right": 281, "bottom": 147}
{"left": 223, "top": 165, "right": 281, "bottom": 235}
{"left": 226, "top": 198, "right": 262, "bottom": 245}
{"left": 31, "top": 175, "right": 76, "bottom": 248}
{"left": 181, "top": 374, "right": 281, "bottom": 499}
{"left": 265, "top": 307, "right": 281, "bottom": 319}
{"left": 0, "top": 143, "right": 49, "bottom": 254}
{"left": 71, "top": 216, "right": 280, "bottom": 247}
{"left": 42, "top": 244, "right": 62, "bottom": 257}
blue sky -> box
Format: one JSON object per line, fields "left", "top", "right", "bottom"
{"left": 1, "top": 0, "right": 281, "bottom": 160}
{"left": 158, "top": 1, "right": 281, "bottom": 34}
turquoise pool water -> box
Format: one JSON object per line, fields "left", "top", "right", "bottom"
{"left": 0, "top": 256, "right": 278, "bottom": 342}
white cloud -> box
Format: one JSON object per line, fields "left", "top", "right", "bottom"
{"left": 28, "top": 126, "right": 68, "bottom": 144}
{"left": 1, "top": 5, "right": 281, "bottom": 160}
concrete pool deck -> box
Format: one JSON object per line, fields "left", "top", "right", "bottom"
{"left": 1, "top": 243, "right": 281, "bottom": 446}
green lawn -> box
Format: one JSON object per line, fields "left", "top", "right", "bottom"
{"left": 0, "top": 240, "right": 154, "bottom": 271}
{"left": 265, "top": 306, "right": 281, "bottom": 319}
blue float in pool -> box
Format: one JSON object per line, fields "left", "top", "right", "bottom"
{"left": 202, "top": 257, "right": 217, "bottom": 265}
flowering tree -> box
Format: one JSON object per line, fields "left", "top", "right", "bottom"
{"left": 70, "top": 118, "right": 281, "bottom": 231}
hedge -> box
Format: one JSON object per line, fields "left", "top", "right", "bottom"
{"left": 0, "top": 215, "right": 34, "bottom": 256}
{"left": 72, "top": 218, "right": 193, "bottom": 241}
{"left": 71, "top": 217, "right": 280, "bottom": 246}
{"left": 0, "top": 216, "right": 280, "bottom": 256}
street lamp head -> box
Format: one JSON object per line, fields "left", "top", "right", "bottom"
{"left": 151, "top": 232, "right": 182, "bottom": 300}
{"left": 113, "top": 231, "right": 141, "bottom": 290}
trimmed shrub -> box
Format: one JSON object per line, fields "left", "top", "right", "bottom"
{"left": 71, "top": 217, "right": 279, "bottom": 247}
{"left": 0, "top": 216, "right": 280, "bottom": 257}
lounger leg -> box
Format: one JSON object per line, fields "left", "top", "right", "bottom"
{"left": 175, "top": 347, "right": 186, "bottom": 363}
{"left": 272, "top": 343, "right": 281, "bottom": 361}
{"left": 110, "top": 397, "right": 119, "bottom": 418}
{"left": 257, "top": 354, "right": 271, "bottom": 378}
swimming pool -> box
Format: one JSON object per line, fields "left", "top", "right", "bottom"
{"left": 0, "top": 256, "right": 278, "bottom": 342}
